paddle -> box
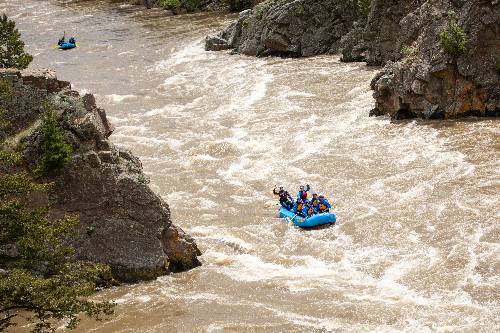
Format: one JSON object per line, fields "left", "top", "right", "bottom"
{"left": 287, "top": 212, "right": 300, "bottom": 224}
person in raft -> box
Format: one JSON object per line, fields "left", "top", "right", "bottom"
{"left": 293, "top": 198, "right": 306, "bottom": 217}
{"left": 302, "top": 201, "right": 315, "bottom": 217}
{"left": 68, "top": 36, "right": 76, "bottom": 44}
{"left": 297, "top": 184, "right": 310, "bottom": 203}
{"left": 273, "top": 186, "right": 294, "bottom": 210}
{"left": 317, "top": 195, "right": 332, "bottom": 213}
{"left": 310, "top": 193, "right": 319, "bottom": 212}
{"left": 58, "top": 32, "right": 66, "bottom": 46}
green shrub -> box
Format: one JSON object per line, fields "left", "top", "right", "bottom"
{"left": 440, "top": 16, "right": 467, "bottom": 58}
{"left": 290, "top": 3, "right": 304, "bottom": 16}
{"left": 0, "top": 14, "right": 33, "bottom": 69}
{"left": 137, "top": 173, "right": 149, "bottom": 184}
{"left": 356, "top": 0, "right": 371, "bottom": 19}
{"left": 253, "top": 0, "right": 274, "bottom": 19}
{"left": 157, "top": 0, "right": 201, "bottom": 12}
{"left": 36, "top": 103, "right": 72, "bottom": 176}
{"left": 401, "top": 45, "right": 417, "bottom": 58}
{"left": 242, "top": 17, "right": 249, "bottom": 29}
{"left": 0, "top": 80, "right": 11, "bottom": 102}
{"left": 158, "top": 0, "right": 181, "bottom": 9}
{"left": 0, "top": 80, "right": 11, "bottom": 135}
{"left": 182, "top": 0, "right": 201, "bottom": 12}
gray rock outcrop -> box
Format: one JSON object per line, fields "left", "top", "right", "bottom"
{"left": 366, "top": 0, "right": 500, "bottom": 119}
{"left": 206, "top": 0, "right": 358, "bottom": 57}
{"left": 0, "top": 68, "right": 201, "bottom": 282}
{"left": 340, "top": 0, "right": 420, "bottom": 66}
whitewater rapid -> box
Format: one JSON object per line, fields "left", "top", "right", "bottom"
{"left": 2, "top": 0, "right": 499, "bottom": 332}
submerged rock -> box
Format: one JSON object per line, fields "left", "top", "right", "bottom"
{"left": 0, "top": 68, "right": 201, "bottom": 282}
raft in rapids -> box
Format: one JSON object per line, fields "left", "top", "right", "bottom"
{"left": 59, "top": 41, "right": 77, "bottom": 50}
{"left": 279, "top": 207, "right": 336, "bottom": 228}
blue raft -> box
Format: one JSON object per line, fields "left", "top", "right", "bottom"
{"left": 279, "top": 207, "right": 336, "bottom": 228}
{"left": 59, "top": 42, "right": 77, "bottom": 50}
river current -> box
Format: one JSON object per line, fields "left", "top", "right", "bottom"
{"left": 1, "top": 1, "right": 499, "bottom": 332}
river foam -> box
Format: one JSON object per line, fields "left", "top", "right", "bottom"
{"left": 4, "top": 1, "right": 499, "bottom": 331}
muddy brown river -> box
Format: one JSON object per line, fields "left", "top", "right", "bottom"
{"left": 1, "top": 0, "right": 499, "bottom": 332}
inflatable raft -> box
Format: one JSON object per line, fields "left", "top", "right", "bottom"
{"left": 279, "top": 207, "right": 336, "bottom": 228}
{"left": 59, "top": 42, "right": 77, "bottom": 50}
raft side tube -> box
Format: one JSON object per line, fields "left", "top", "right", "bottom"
{"left": 279, "top": 207, "right": 336, "bottom": 228}
{"left": 59, "top": 41, "right": 77, "bottom": 50}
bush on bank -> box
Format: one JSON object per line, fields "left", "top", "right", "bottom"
{"left": 157, "top": 0, "right": 202, "bottom": 12}
{"left": 356, "top": 0, "right": 371, "bottom": 19}
{"left": 440, "top": 15, "right": 467, "bottom": 59}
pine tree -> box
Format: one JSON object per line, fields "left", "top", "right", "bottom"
{"left": 36, "top": 103, "right": 73, "bottom": 176}
{"left": 440, "top": 15, "right": 467, "bottom": 59}
{"left": 0, "top": 14, "right": 33, "bottom": 70}
{"left": 0, "top": 77, "right": 114, "bottom": 333}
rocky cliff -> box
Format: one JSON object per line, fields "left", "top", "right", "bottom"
{"left": 206, "top": 0, "right": 499, "bottom": 120}
{"left": 365, "top": 0, "right": 499, "bottom": 119}
{"left": 205, "top": 0, "right": 358, "bottom": 56}
{"left": 0, "top": 68, "right": 201, "bottom": 282}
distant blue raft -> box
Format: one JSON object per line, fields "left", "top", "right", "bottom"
{"left": 279, "top": 207, "right": 336, "bottom": 228}
{"left": 59, "top": 42, "right": 77, "bottom": 50}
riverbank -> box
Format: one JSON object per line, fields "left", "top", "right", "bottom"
{"left": 100, "top": 0, "right": 235, "bottom": 13}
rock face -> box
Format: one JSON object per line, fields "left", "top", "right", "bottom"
{"left": 207, "top": 0, "right": 499, "bottom": 120}
{"left": 366, "top": 0, "right": 500, "bottom": 119}
{"left": 206, "top": 0, "right": 358, "bottom": 57}
{"left": 340, "top": 0, "right": 420, "bottom": 66}
{"left": 0, "top": 68, "right": 201, "bottom": 282}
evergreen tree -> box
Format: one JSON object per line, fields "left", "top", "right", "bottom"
{"left": 0, "top": 79, "right": 114, "bottom": 333}
{"left": 0, "top": 14, "right": 33, "bottom": 70}
{"left": 36, "top": 103, "right": 73, "bottom": 176}
{"left": 440, "top": 15, "right": 467, "bottom": 59}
